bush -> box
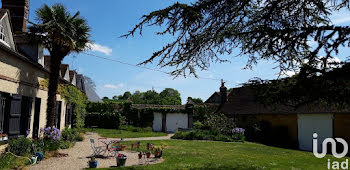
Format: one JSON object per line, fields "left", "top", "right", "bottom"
{"left": 8, "top": 137, "right": 32, "bottom": 156}
{"left": 85, "top": 112, "right": 121, "bottom": 129}
{"left": 193, "top": 120, "right": 203, "bottom": 129}
{"left": 171, "top": 129, "right": 245, "bottom": 142}
{"left": 61, "top": 127, "right": 83, "bottom": 142}
{"left": 0, "top": 153, "right": 31, "bottom": 169}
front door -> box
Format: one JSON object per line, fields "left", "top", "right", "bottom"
{"left": 298, "top": 114, "right": 333, "bottom": 151}
{"left": 32, "top": 98, "right": 41, "bottom": 139}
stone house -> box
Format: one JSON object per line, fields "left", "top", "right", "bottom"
{"left": 0, "top": 0, "right": 87, "bottom": 140}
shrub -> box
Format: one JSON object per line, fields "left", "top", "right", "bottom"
{"left": 8, "top": 137, "right": 32, "bottom": 156}
{"left": 85, "top": 112, "right": 121, "bottom": 129}
{"left": 193, "top": 120, "right": 203, "bottom": 129}
{"left": 41, "top": 127, "right": 61, "bottom": 141}
{"left": 171, "top": 129, "right": 245, "bottom": 142}
{"left": 0, "top": 153, "right": 31, "bottom": 169}
{"left": 61, "top": 127, "right": 83, "bottom": 142}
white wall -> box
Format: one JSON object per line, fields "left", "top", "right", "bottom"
{"left": 153, "top": 112, "right": 163, "bottom": 132}
{"left": 166, "top": 113, "right": 188, "bottom": 133}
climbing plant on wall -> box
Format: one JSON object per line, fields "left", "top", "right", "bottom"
{"left": 40, "top": 79, "right": 88, "bottom": 129}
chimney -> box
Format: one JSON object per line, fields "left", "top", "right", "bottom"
{"left": 220, "top": 79, "right": 227, "bottom": 104}
{"left": 2, "top": 0, "right": 29, "bottom": 33}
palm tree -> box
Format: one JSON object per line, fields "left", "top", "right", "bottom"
{"left": 29, "top": 4, "right": 90, "bottom": 127}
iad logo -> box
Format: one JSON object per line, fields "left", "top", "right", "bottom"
{"left": 313, "top": 133, "right": 349, "bottom": 170}
{"left": 313, "top": 133, "right": 348, "bottom": 158}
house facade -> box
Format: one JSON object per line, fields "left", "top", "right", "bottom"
{"left": 0, "top": 0, "right": 89, "bottom": 140}
{"left": 218, "top": 86, "right": 350, "bottom": 151}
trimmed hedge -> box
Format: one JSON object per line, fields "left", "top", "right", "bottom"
{"left": 85, "top": 112, "right": 121, "bottom": 129}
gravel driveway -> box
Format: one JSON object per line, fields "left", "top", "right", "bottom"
{"left": 28, "top": 132, "right": 172, "bottom": 170}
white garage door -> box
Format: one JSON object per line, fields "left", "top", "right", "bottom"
{"left": 166, "top": 113, "right": 188, "bottom": 132}
{"left": 152, "top": 112, "right": 163, "bottom": 132}
{"left": 298, "top": 114, "right": 333, "bottom": 151}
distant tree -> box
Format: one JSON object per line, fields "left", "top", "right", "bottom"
{"left": 130, "top": 91, "right": 144, "bottom": 104}
{"left": 102, "top": 97, "right": 109, "bottom": 102}
{"left": 112, "top": 96, "right": 118, "bottom": 100}
{"left": 143, "top": 90, "right": 160, "bottom": 104}
{"left": 191, "top": 98, "right": 203, "bottom": 104}
{"left": 117, "top": 95, "right": 123, "bottom": 100}
{"left": 123, "top": 91, "right": 132, "bottom": 100}
{"left": 159, "top": 88, "right": 181, "bottom": 105}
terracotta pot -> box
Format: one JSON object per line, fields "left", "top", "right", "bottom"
{"left": 131, "top": 143, "right": 134, "bottom": 149}
{"left": 154, "top": 151, "right": 159, "bottom": 157}
{"left": 121, "top": 145, "right": 126, "bottom": 151}
{"left": 146, "top": 152, "right": 151, "bottom": 158}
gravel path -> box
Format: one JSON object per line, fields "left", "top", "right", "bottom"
{"left": 28, "top": 132, "right": 172, "bottom": 170}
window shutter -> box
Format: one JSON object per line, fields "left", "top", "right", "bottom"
{"left": 0, "top": 94, "right": 6, "bottom": 134}
{"left": 8, "top": 94, "right": 22, "bottom": 136}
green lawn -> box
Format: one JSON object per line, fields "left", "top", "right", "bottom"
{"left": 99, "top": 140, "right": 347, "bottom": 170}
{"left": 84, "top": 128, "right": 167, "bottom": 138}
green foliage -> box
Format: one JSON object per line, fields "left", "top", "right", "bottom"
{"left": 0, "top": 153, "right": 31, "bottom": 169}
{"left": 192, "top": 104, "right": 219, "bottom": 122}
{"left": 84, "top": 128, "right": 167, "bottom": 138}
{"left": 171, "top": 129, "right": 244, "bottom": 142}
{"left": 61, "top": 127, "right": 84, "bottom": 143}
{"left": 191, "top": 98, "right": 203, "bottom": 104}
{"left": 193, "top": 120, "right": 203, "bottom": 130}
{"left": 159, "top": 88, "right": 181, "bottom": 105}
{"left": 62, "top": 85, "right": 88, "bottom": 129}
{"left": 85, "top": 102, "right": 122, "bottom": 129}
{"left": 120, "top": 125, "right": 153, "bottom": 132}
{"left": 203, "top": 113, "right": 235, "bottom": 136}
{"left": 85, "top": 112, "right": 122, "bottom": 129}
{"left": 8, "top": 137, "right": 32, "bottom": 156}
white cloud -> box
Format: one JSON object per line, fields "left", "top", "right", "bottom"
{"left": 103, "top": 83, "right": 124, "bottom": 89}
{"left": 87, "top": 43, "right": 112, "bottom": 55}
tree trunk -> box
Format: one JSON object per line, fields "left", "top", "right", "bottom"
{"left": 46, "top": 55, "right": 62, "bottom": 127}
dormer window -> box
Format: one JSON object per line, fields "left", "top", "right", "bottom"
{"left": 0, "top": 19, "right": 8, "bottom": 46}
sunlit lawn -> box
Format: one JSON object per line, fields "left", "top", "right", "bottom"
{"left": 97, "top": 139, "right": 348, "bottom": 170}
{"left": 84, "top": 128, "right": 167, "bottom": 138}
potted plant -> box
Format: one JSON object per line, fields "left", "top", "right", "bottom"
{"left": 146, "top": 151, "right": 151, "bottom": 158}
{"left": 121, "top": 145, "right": 126, "bottom": 151}
{"left": 154, "top": 143, "right": 167, "bottom": 158}
{"left": 88, "top": 156, "right": 98, "bottom": 168}
{"left": 146, "top": 143, "right": 150, "bottom": 150}
{"left": 154, "top": 146, "right": 161, "bottom": 158}
{"left": 136, "top": 141, "right": 140, "bottom": 149}
{"left": 116, "top": 154, "right": 127, "bottom": 167}
{"left": 130, "top": 142, "right": 134, "bottom": 149}
{"left": 138, "top": 152, "right": 142, "bottom": 159}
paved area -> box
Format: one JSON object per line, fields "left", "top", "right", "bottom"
{"left": 28, "top": 132, "right": 170, "bottom": 170}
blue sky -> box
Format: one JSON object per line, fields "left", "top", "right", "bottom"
{"left": 25, "top": 0, "right": 350, "bottom": 103}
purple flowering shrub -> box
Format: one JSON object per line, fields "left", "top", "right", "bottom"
{"left": 232, "top": 127, "right": 245, "bottom": 141}
{"left": 38, "top": 127, "right": 62, "bottom": 151}
{"left": 40, "top": 127, "right": 61, "bottom": 141}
